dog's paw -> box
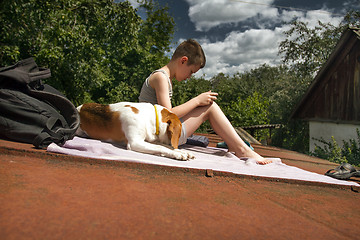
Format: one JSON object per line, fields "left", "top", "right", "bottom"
{"left": 173, "top": 149, "right": 195, "bottom": 161}
{"left": 185, "top": 150, "right": 195, "bottom": 160}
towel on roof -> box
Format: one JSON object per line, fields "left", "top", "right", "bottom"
{"left": 47, "top": 136, "right": 359, "bottom": 187}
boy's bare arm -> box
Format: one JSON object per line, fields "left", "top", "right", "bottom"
{"left": 149, "top": 72, "right": 173, "bottom": 109}
{"left": 149, "top": 72, "right": 199, "bottom": 117}
{"left": 150, "top": 72, "right": 218, "bottom": 118}
{"left": 172, "top": 91, "right": 218, "bottom": 118}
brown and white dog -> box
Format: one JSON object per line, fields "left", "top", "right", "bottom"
{"left": 76, "top": 102, "right": 195, "bottom": 161}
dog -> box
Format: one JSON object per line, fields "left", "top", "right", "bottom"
{"left": 76, "top": 102, "right": 195, "bottom": 161}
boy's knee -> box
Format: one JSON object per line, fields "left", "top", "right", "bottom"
{"left": 210, "top": 101, "right": 220, "bottom": 110}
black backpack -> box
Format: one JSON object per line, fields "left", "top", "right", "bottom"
{"left": 0, "top": 57, "right": 80, "bottom": 148}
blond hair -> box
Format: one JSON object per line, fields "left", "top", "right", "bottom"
{"left": 171, "top": 39, "right": 206, "bottom": 68}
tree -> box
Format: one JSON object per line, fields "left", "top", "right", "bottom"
{"left": 210, "top": 73, "right": 241, "bottom": 109}
{"left": 226, "top": 92, "right": 269, "bottom": 125}
{"left": 211, "top": 64, "right": 308, "bottom": 147}
{"left": 279, "top": 10, "right": 360, "bottom": 83}
{"left": 172, "top": 76, "right": 211, "bottom": 107}
{"left": 279, "top": 21, "right": 340, "bottom": 80}
{"left": 0, "top": 0, "right": 174, "bottom": 105}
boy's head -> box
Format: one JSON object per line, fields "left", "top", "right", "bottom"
{"left": 171, "top": 39, "right": 206, "bottom": 68}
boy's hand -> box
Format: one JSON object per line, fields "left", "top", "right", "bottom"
{"left": 196, "top": 91, "right": 218, "bottom": 106}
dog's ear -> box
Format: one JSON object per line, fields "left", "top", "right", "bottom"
{"left": 167, "top": 119, "right": 182, "bottom": 149}
{"left": 161, "top": 109, "right": 182, "bottom": 149}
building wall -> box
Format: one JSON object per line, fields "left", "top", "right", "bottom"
{"left": 309, "top": 121, "right": 360, "bottom": 152}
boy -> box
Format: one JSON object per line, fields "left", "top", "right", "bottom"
{"left": 139, "top": 39, "right": 272, "bottom": 164}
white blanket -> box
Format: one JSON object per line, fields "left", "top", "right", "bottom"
{"left": 47, "top": 137, "right": 359, "bottom": 187}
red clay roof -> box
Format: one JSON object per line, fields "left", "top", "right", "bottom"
{"left": 1, "top": 136, "right": 360, "bottom": 239}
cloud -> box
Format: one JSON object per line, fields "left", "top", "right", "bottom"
{"left": 186, "top": 0, "right": 345, "bottom": 32}
{"left": 185, "top": 0, "right": 345, "bottom": 79}
{"left": 299, "top": 9, "right": 343, "bottom": 28}
{"left": 125, "top": 0, "right": 141, "bottom": 8}
{"left": 195, "top": 27, "right": 284, "bottom": 79}
{"left": 193, "top": 9, "right": 343, "bottom": 79}
{"left": 186, "top": 0, "right": 276, "bottom": 31}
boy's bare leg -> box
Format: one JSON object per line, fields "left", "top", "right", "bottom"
{"left": 182, "top": 102, "right": 272, "bottom": 165}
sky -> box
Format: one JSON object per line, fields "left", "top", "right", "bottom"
{"left": 126, "top": 0, "right": 359, "bottom": 79}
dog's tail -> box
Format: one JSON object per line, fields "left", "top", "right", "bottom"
{"left": 76, "top": 104, "right": 83, "bottom": 112}
{"left": 74, "top": 104, "right": 88, "bottom": 138}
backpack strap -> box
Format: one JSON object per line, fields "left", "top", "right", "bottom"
{"left": 0, "top": 58, "right": 51, "bottom": 87}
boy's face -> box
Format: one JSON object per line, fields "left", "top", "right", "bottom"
{"left": 177, "top": 57, "right": 201, "bottom": 81}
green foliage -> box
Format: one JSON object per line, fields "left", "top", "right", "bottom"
{"left": 172, "top": 76, "right": 211, "bottom": 107}
{"left": 279, "top": 20, "right": 342, "bottom": 79}
{"left": 279, "top": 10, "right": 359, "bottom": 82}
{"left": 311, "top": 129, "right": 360, "bottom": 167}
{"left": 209, "top": 73, "right": 237, "bottom": 106}
{"left": 225, "top": 92, "right": 270, "bottom": 141}
{"left": 208, "top": 64, "right": 309, "bottom": 151}
{"left": 225, "top": 92, "right": 269, "bottom": 127}
{"left": 0, "top": 0, "right": 174, "bottom": 105}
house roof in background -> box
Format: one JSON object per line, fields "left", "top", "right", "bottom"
{"left": 291, "top": 27, "right": 360, "bottom": 123}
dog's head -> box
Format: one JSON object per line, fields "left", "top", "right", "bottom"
{"left": 160, "top": 108, "right": 182, "bottom": 149}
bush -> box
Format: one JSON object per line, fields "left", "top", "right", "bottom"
{"left": 311, "top": 129, "right": 360, "bottom": 167}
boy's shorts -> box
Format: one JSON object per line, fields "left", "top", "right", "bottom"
{"left": 178, "top": 118, "right": 187, "bottom": 146}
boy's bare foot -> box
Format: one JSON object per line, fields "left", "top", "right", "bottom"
{"left": 256, "top": 157, "right": 273, "bottom": 165}
{"left": 238, "top": 154, "right": 273, "bottom": 165}
{"left": 238, "top": 156, "right": 273, "bottom": 165}
{"left": 221, "top": 141, "right": 278, "bottom": 165}
{"left": 233, "top": 145, "right": 272, "bottom": 165}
